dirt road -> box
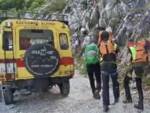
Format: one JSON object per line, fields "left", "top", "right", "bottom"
{"left": 0, "top": 74, "right": 150, "bottom": 113}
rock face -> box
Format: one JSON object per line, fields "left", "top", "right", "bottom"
{"left": 61, "top": 0, "right": 150, "bottom": 76}
{"left": 63, "top": 0, "right": 150, "bottom": 46}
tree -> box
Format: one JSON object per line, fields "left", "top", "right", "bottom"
{"left": 0, "top": 0, "right": 45, "bottom": 11}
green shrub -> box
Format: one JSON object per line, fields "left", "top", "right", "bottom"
{"left": 45, "top": 0, "right": 67, "bottom": 12}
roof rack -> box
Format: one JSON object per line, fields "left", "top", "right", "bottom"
{"left": 0, "top": 10, "right": 69, "bottom": 25}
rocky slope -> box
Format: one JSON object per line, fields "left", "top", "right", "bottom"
{"left": 63, "top": 0, "right": 150, "bottom": 46}
{"left": 1, "top": 0, "right": 150, "bottom": 45}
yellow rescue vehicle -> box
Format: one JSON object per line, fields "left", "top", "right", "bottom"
{"left": 0, "top": 14, "right": 74, "bottom": 104}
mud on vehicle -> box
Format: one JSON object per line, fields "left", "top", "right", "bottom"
{"left": 0, "top": 13, "right": 74, "bottom": 105}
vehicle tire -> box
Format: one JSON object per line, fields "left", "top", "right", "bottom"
{"left": 2, "top": 88, "right": 13, "bottom": 105}
{"left": 59, "top": 80, "right": 70, "bottom": 97}
{"left": 24, "top": 43, "right": 60, "bottom": 78}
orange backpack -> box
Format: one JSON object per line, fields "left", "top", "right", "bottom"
{"left": 135, "top": 41, "right": 148, "bottom": 63}
{"left": 128, "top": 41, "right": 148, "bottom": 63}
{"left": 99, "top": 40, "right": 116, "bottom": 57}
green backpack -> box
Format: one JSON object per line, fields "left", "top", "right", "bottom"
{"left": 84, "top": 43, "right": 99, "bottom": 64}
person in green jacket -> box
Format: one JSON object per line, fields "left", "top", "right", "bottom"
{"left": 82, "top": 38, "right": 101, "bottom": 99}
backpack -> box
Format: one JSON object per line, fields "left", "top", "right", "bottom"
{"left": 128, "top": 41, "right": 148, "bottom": 63}
{"left": 84, "top": 43, "right": 99, "bottom": 64}
{"left": 99, "top": 40, "right": 117, "bottom": 57}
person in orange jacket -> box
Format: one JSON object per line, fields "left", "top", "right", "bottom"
{"left": 99, "top": 31, "right": 119, "bottom": 112}
{"left": 123, "top": 39, "right": 149, "bottom": 110}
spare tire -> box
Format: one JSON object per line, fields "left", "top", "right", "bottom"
{"left": 24, "top": 44, "right": 59, "bottom": 77}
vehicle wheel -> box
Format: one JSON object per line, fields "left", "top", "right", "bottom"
{"left": 2, "top": 88, "right": 13, "bottom": 105}
{"left": 59, "top": 80, "right": 70, "bottom": 97}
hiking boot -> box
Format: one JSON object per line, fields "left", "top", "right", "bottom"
{"left": 123, "top": 99, "right": 132, "bottom": 104}
{"left": 134, "top": 102, "right": 143, "bottom": 110}
{"left": 103, "top": 105, "right": 109, "bottom": 112}
{"left": 93, "top": 90, "right": 100, "bottom": 99}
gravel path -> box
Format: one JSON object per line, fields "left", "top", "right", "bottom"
{"left": 0, "top": 74, "right": 150, "bottom": 113}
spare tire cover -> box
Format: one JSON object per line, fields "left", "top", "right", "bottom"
{"left": 24, "top": 44, "right": 59, "bottom": 77}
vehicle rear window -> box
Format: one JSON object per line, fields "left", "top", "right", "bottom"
{"left": 19, "top": 29, "right": 53, "bottom": 50}
{"left": 59, "top": 33, "right": 69, "bottom": 50}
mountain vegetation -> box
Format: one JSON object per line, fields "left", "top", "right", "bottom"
{"left": 0, "top": 0, "right": 67, "bottom": 14}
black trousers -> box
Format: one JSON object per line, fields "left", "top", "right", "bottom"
{"left": 124, "top": 65, "right": 144, "bottom": 103}
{"left": 86, "top": 63, "right": 101, "bottom": 94}
{"left": 102, "top": 71, "right": 120, "bottom": 105}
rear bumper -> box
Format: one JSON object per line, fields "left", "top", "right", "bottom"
{"left": 1, "top": 74, "right": 73, "bottom": 85}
